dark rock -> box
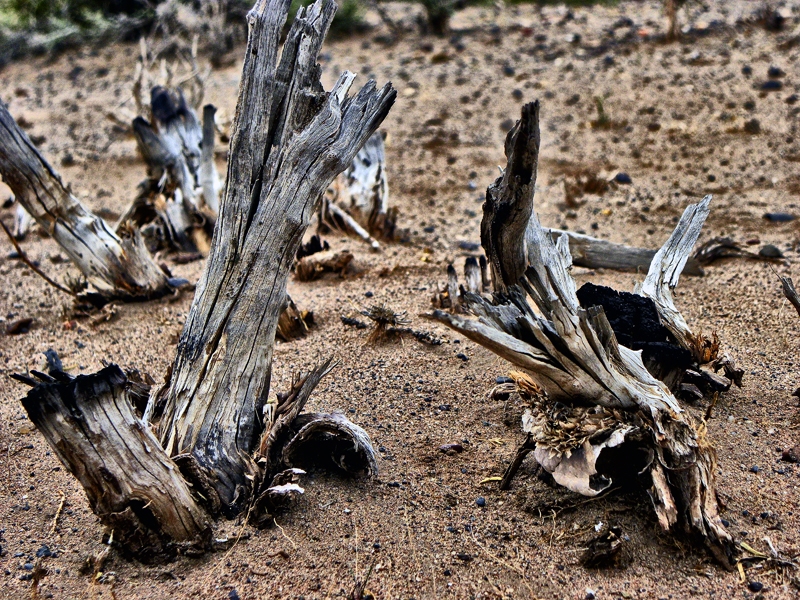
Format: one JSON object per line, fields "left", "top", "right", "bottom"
{"left": 747, "top": 581, "right": 763, "bottom": 593}
{"left": 229, "top": 590, "right": 240, "bottom": 600}
{"left": 456, "top": 553, "right": 473, "bottom": 562}
{"left": 565, "top": 94, "right": 580, "bottom": 106}
{"left": 763, "top": 212, "right": 796, "bottom": 222}
{"left": 500, "top": 118, "right": 515, "bottom": 132}
{"left": 495, "top": 376, "right": 513, "bottom": 384}
{"left": 761, "top": 80, "right": 783, "bottom": 91}
{"left": 364, "top": 291, "right": 374, "bottom": 298}
{"left": 23, "top": 563, "right": 33, "bottom": 571}
{"left": 455, "top": 353, "right": 468, "bottom": 362}
{"left": 742, "top": 65, "right": 752, "bottom": 76}
{"left": 35, "top": 545, "right": 51, "bottom": 558}
{"left": 502, "top": 65, "right": 515, "bottom": 76}
{"left": 614, "top": 172, "right": 632, "bottom": 184}
{"left": 781, "top": 445, "right": 800, "bottom": 463}
{"left": 786, "top": 94, "right": 799, "bottom": 105}
{"left": 6, "top": 318, "right": 33, "bottom": 335}
{"left": 458, "top": 241, "right": 480, "bottom": 251}
{"left": 768, "top": 66, "right": 785, "bottom": 78}
{"left": 758, "top": 244, "right": 783, "bottom": 258}
{"left": 439, "top": 443, "right": 464, "bottom": 454}
{"left": 750, "top": 465, "right": 760, "bottom": 473}
{"left": 743, "top": 119, "right": 760, "bottom": 134}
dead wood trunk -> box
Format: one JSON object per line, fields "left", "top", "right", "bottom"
{"left": 320, "top": 130, "right": 396, "bottom": 249}
{"left": 156, "top": 0, "right": 395, "bottom": 514}
{"left": 481, "top": 101, "right": 539, "bottom": 293}
{"left": 546, "top": 228, "right": 704, "bottom": 276}
{"left": 120, "top": 86, "right": 219, "bottom": 255}
{"left": 12, "top": 0, "right": 387, "bottom": 560}
{"left": 0, "top": 101, "right": 171, "bottom": 299}
{"left": 429, "top": 103, "right": 736, "bottom": 567}
{"left": 14, "top": 366, "right": 210, "bottom": 561}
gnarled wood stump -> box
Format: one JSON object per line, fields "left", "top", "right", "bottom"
{"left": 430, "top": 102, "right": 736, "bottom": 567}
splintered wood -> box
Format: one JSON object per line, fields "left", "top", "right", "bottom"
{"left": 0, "top": 102, "right": 171, "bottom": 299}
{"left": 119, "top": 86, "right": 219, "bottom": 255}
{"left": 429, "top": 102, "right": 737, "bottom": 567}
{"left": 320, "top": 131, "right": 397, "bottom": 249}
{"left": 12, "top": 0, "right": 393, "bottom": 559}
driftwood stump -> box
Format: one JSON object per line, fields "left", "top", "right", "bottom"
{"left": 13, "top": 0, "right": 393, "bottom": 558}
{"left": 0, "top": 101, "right": 171, "bottom": 299}
{"left": 430, "top": 102, "right": 736, "bottom": 567}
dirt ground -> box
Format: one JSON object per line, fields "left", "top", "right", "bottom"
{"left": 1, "top": 1, "right": 800, "bottom": 598}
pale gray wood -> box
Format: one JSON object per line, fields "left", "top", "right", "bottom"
{"left": 156, "top": 0, "right": 395, "bottom": 514}
{"left": 320, "top": 130, "right": 395, "bottom": 248}
{"left": 200, "top": 104, "right": 221, "bottom": 214}
{"left": 428, "top": 105, "right": 734, "bottom": 567}
{"left": 17, "top": 366, "right": 210, "bottom": 561}
{"left": 481, "top": 101, "right": 539, "bottom": 292}
{"left": 545, "top": 228, "right": 704, "bottom": 276}
{"left": 0, "top": 101, "right": 170, "bottom": 299}
{"left": 635, "top": 196, "right": 711, "bottom": 356}
{"left": 779, "top": 275, "right": 800, "bottom": 319}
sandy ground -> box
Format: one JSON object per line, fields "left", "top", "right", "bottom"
{"left": 1, "top": 1, "right": 800, "bottom": 598}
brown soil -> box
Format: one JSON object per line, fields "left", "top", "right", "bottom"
{"left": 1, "top": 2, "right": 800, "bottom": 599}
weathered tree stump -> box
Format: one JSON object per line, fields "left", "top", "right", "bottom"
{"left": 14, "top": 366, "right": 210, "bottom": 561}
{"left": 119, "top": 86, "right": 220, "bottom": 254}
{"left": 13, "top": 0, "right": 393, "bottom": 558}
{"left": 0, "top": 101, "right": 171, "bottom": 299}
{"left": 429, "top": 102, "right": 736, "bottom": 568}
{"left": 154, "top": 0, "right": 393, "bottom": 515}
{"left": 320, "top": 130, "right": 397, "bottom": 250}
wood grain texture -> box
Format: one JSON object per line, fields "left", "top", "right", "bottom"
{"left": 0, "top": 101, "right": 170, "bottom": 298}
{"left": 481, "top": 101, "right": 539, "bottom": 292}
{"left": 156, "top": 0, "right": 395, "bottom": 514}
{"left": 19, "top": 366, "right": 210, "bottom": 561}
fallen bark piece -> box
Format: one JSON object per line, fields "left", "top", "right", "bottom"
{"left": 320, "top": 131, "right": 397, "bottom": 248}
{"left": 295, "top": 249, "right": 354, "bottom": 281}
{"left": 550, "top": 228, "right": 704, "bottom": 276}
{"left": 581, "top": 525, "right": 631, "bottom": 569}
{"left": 428, "top": 102, "right": 736, "bottom": 567}
{"left": 276, "top": 296, "right": 313, "bottom": 341}
{"left": 0, "top": 102, "right": 171, "bottom": 299}
{"left": 16, "top": 366, "right": 210, "bottom": 561}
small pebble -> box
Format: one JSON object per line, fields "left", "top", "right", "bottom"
{"left": 749, "top": 465, "right": 759, "bottom": 473}
{"left": 747, "top": 581, "right": 763, "bottom": 592}
{"left": 768, "top": 66, "right": 785, "bottom": 78}
{"left": 229, "top": 590, "right": 240, "bottom": 600}
{"left": 614, "top": 172, "right": 632, "bottom": 184}
{"left": 763, "top": 212, "right": 796, "bottom": 222}
{"left": 364, "top": 291, "right": 373, "bottom": 298}
{"left": 476, "top": 497, "right": 486, "bottom": 507}
{"left": 742, "top": 65, "right": 753, "bottom": 76}
{"left": 758, "top": 244, "right": 783, "bottom": 258}
{"left": 35, "top": 545, "right": 51, "bottom": 558}
{"left": 495, "top": 376, "right": 513, "bottom": 384}
{"left": 761, "top": 80, "right": 783, "bottom": 91}
{"left": 439, "top": 443, "right": 464, "bottom": 454}
{"left": 781, "top": 445, "right": 800, "bottom": 463}
{"left": 456, "top": 352, "right": 469, "bottom": 361}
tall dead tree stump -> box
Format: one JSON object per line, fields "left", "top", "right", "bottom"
{"left": 12, "top": 0, "right": 394, "bottom": 559}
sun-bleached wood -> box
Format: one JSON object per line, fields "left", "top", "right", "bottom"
{"left": 429, "top": 105, "right": 735, "bottom": 567}
{"left": 155, "top": 0, "right": 395, "bottom": 514}
{"left": 0, "top": 101, "right": 170, "bottom": 298}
